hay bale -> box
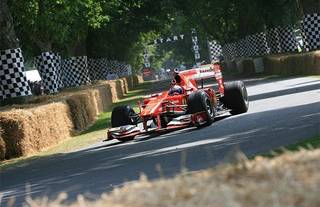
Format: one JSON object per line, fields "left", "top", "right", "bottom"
{"left": 0, "top": 127, "right": 6, "bottom": 160}
{"left": 132, "top": 75, "right": 140, "bottom": 86}
{"left": 242, "top": 59, "right": 255, "bottom": 74}
{"left": 117, "top": 79, "right": 127, "bottom": 95}
{"left": 121, "top": 78, "right": 129, "bottom": 94}
{"left": 95, "top": 84, "right": 113, "bottom": 112}
{"left": 0, "top": 103, "right": 73, "bottom": 158}
{"left": 125, "top": 76, "right": 134, "bottom": 90}
{"left": 263, "top": 51, "right": 320, "bottom": 75}
{"left": 108, "top": 80, "right": 124, "bottom": 102}
{"left": 66, "top": 92, "right": 97, "bottom": 131}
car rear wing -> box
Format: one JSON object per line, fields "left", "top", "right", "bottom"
{"left": 181, "top": 64, "right": 225, "bottom": 95}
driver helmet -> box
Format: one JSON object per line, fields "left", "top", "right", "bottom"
{"left": 169, "top": 79, "right": 183, "bottom": 95}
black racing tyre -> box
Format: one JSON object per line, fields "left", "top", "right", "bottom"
{"left": 187, "top": 90, "right": 215, "bottom": 127}
{"left": 111, "top": 105, "right": 137, "bottom": 127}
{"left": 222, "top": 81, "right": 249, "bottom": 115}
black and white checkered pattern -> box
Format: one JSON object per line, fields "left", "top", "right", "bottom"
{"left": 88, "top": 58, "right": 108, "bottom": 80}
{"left": 62, "top": 56, "right": 90, "bottom": 87}
{"left": 245, "top": 32, "right": 269, "bottom": 57}
{"left": 222, "top": 42, "right": 237, "bottom": 60}
{"left": 301, "top": 13, "right": 320, "bottom": 51}
{"left": 236, "top": 38, "right": 249, "bottom": 57}
{"left": 88, "top": 58, "right": 132, "bottom": 80}
{"left": 35, "top": 52, "right": 63, "bottom": 94}
{"left": 207, "top": 40, "right": 222, "bottom": 61}
{"left": 279, "top": 26, "right": 298, "bottom": 53}
{"left": 0, "top": 48, "right": 32, "bottom": 100}
{"left": 267, "top": 28, "right": 281, "bottom": 54}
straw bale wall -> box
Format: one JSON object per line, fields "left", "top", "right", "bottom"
{"left": 224, "top": 51, "right": 320, "bottom": 75}
{"left": 263, "top": 51, "right": 320, "bottom": 75}
{"left": 0, "top": 76, "right": 143, "bottom": 159}
{"left": 0, "top": 103, "right": 73, "bottom": 158}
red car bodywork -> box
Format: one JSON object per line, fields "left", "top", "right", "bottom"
{"left": 107, "top": 63, "right": 225, "bottom": 141}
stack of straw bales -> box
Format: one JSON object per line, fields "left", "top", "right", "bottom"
{"left": 0, "top": 103, "right": 73, "bottom": 158}
{"left": 263, "top": 51, "right": 320, "bottom": 75}
{"left": 0, "top": 75, "right": 143, "bottom": 160}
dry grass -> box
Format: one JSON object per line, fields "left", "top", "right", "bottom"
{"left": 0, "top": 103, "right": 73, "bottom": 159}
{"left": 27, "top": 149, "right": 320, "bottom": 207}
{"left": 0, "top": 126, "right": 5, "bottom": 160}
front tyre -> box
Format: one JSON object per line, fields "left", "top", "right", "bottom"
{"left": 111, "top": 105, "right": 137, "bottom": 127}
{"left": 222, "top": 81, "right": 249, "bottom": 115}
{"left": 187, "top": 90, "right": 215, "bottom": 127}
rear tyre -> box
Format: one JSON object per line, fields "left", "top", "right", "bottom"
{"left": 222, "top": 81, "right": 249, "bottom": 115}
{"left": 187, "top": 90, "right": 215, "bottom": 127}
{"left": 111, "top": 105, "right": 137, "bottom": 127}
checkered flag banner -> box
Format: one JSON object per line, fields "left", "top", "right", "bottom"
{"left": 88, "top": 58, "right": 109, "bottom": 80}
{"left": 207, "top": 40, "right": 222, "bottom": 61}
{"left": 0, "top": 48, "right": 32, "bottom": 100}
{"left": 222, "top": 42, "right": 238, "bottom": 60}
{"left": 245, "top": 32, "right": 269, "bottom": 57}
{"left": 301, "top": 13, "right": 320, "bottom": 51}
{"left": 88, "top": 58, "right": 133, "bottom": 80}
{"left": 62, "top": 56, "right": 90, "bottom": 87}
{"left": 35, "top": 52, "right": 63, "bottom": 94}
{"left": 267, "top": 28, "right": 282, "bottom": 54}
{"left": 279, "top": 26, "right": 298, "bottom": 53}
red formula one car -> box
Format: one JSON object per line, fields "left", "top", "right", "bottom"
{"left": 107, "top": 63, "right": 249, "bottom": 141}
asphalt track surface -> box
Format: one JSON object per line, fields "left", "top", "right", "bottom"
{"left": 1, "top": 76, "right": 320, "bottom": 206}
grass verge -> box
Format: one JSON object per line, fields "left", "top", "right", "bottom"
{"left": 262, "top": 135, "right": 320, "bottom": 158}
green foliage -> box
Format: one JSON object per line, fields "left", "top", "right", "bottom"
{"left": 6, "top": 0, "right": 305, "bottom": 70}
{"left": 9, "top": 0, "right": 108, "bottom": 54}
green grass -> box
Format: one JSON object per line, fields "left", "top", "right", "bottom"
{"left": 261, "top": 135, "right": 320, "bottom": 158}
{"left": 0, "top": 81, "right": 153, "bottom": 170}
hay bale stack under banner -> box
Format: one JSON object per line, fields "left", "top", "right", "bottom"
{"left": 263, "top": 51, "right": 320, "bottom": 75}
{"left": 108, "top": 80, "right": 124, "bottom": 102}
{"left": 92, "top": 83, "right": 113, "bottom": 112}
{"left": 65, "top": 92, "right": 98, "bottom": 131}
{"left": 0, "top": 103, "right": 73, "bottom": 158}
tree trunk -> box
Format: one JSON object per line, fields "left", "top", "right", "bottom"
{"left": 0, "top": 0, "right": 19, "bottom": 50}
{"left": 300, "top": 0, "right": 320, "bottom": 14}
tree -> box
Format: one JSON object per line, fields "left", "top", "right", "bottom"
{"left": 0, "top": 0, "right": 19, "bottom": 50}
{"left": 9, "top": 0, "right": 108, "bottom": 55}
{"left": 299, "top": 0, "right": 320, "bottom": 14}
